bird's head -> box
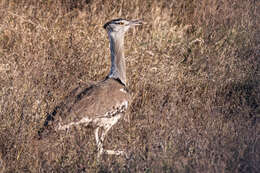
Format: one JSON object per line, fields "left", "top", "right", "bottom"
{"left": 103, "top": 18, "right": 142, "bottom": 35}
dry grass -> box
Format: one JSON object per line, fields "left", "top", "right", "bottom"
{"left": 0, "top": 0, "right": 259, "bottom": 172}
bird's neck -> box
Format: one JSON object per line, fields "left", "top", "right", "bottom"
{"left": 108, "top": 33, "right": 126, "bottom": 85}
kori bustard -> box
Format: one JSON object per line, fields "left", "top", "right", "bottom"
{"left": 38, "top": 18, "right": 143, "bottom": 158}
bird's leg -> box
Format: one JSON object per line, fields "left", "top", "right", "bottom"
{"left": 100, "top": 124, "right": 112, "bottom": 142}
{"left": 94, "top": 127, "right": 104, "bottom": 159}
{"left": 95, "top": 114, "right": 126, "bottom": 158}
{"left": 101, "top": 123, "right": 125, "bottom": 156}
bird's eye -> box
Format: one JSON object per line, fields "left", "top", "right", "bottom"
{"left": 118, "top": 22, "right": 124, "bottom": 25}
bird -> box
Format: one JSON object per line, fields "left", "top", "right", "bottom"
{"left": 37, "top": 18, "right": 143, "bottom": 158}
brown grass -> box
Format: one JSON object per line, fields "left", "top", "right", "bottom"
{"left": 0, "top": 0, "right": 259, "bottom": 172}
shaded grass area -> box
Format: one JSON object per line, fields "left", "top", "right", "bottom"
{"left": 0, "top": 0, "right": 259, "bottom": 172}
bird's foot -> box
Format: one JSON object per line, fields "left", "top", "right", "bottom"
{"left": 105, "top": 150, "right": 125, "bottom": 156}
{"left": 97, "top": 150, "right": 127, "bottom": 161}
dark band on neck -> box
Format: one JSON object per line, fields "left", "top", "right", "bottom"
{"left": 105, "top": 76, "right": 126, "bottom": 87}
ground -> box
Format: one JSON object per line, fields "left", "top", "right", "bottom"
{"left": 0, "top": 0, "right": 259, "bottom": 172}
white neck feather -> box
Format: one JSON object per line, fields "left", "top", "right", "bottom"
{"left": 107, "top": 32, "right": 126, "bottom": 85}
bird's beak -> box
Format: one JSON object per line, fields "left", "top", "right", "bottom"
{"left": 129, "top": 19, "right": 143, "bottom": 26}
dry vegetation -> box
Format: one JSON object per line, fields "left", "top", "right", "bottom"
{"left": 0, "top": 0, "right": 259, "bottom": 172}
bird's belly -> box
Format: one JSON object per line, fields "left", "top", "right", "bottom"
{"left": 56, "top": 112, "right": 123, "bottom": 131}
{"left": 93, "top": 113, "right": 123, "bottom": 128}
{"left": 56, "top": 116, "right": 93, "bottom": 131}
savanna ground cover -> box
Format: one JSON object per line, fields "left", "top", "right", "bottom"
{"left": 0, "top": 0, "right": 259, "bottom": 172}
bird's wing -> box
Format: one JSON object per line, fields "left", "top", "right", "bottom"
{"left": 38, "top": 78, "right": 131, "bottom": 138}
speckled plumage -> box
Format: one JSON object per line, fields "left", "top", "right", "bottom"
{"left": 38, "top": 18, "right": 142, "bottom": 158}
